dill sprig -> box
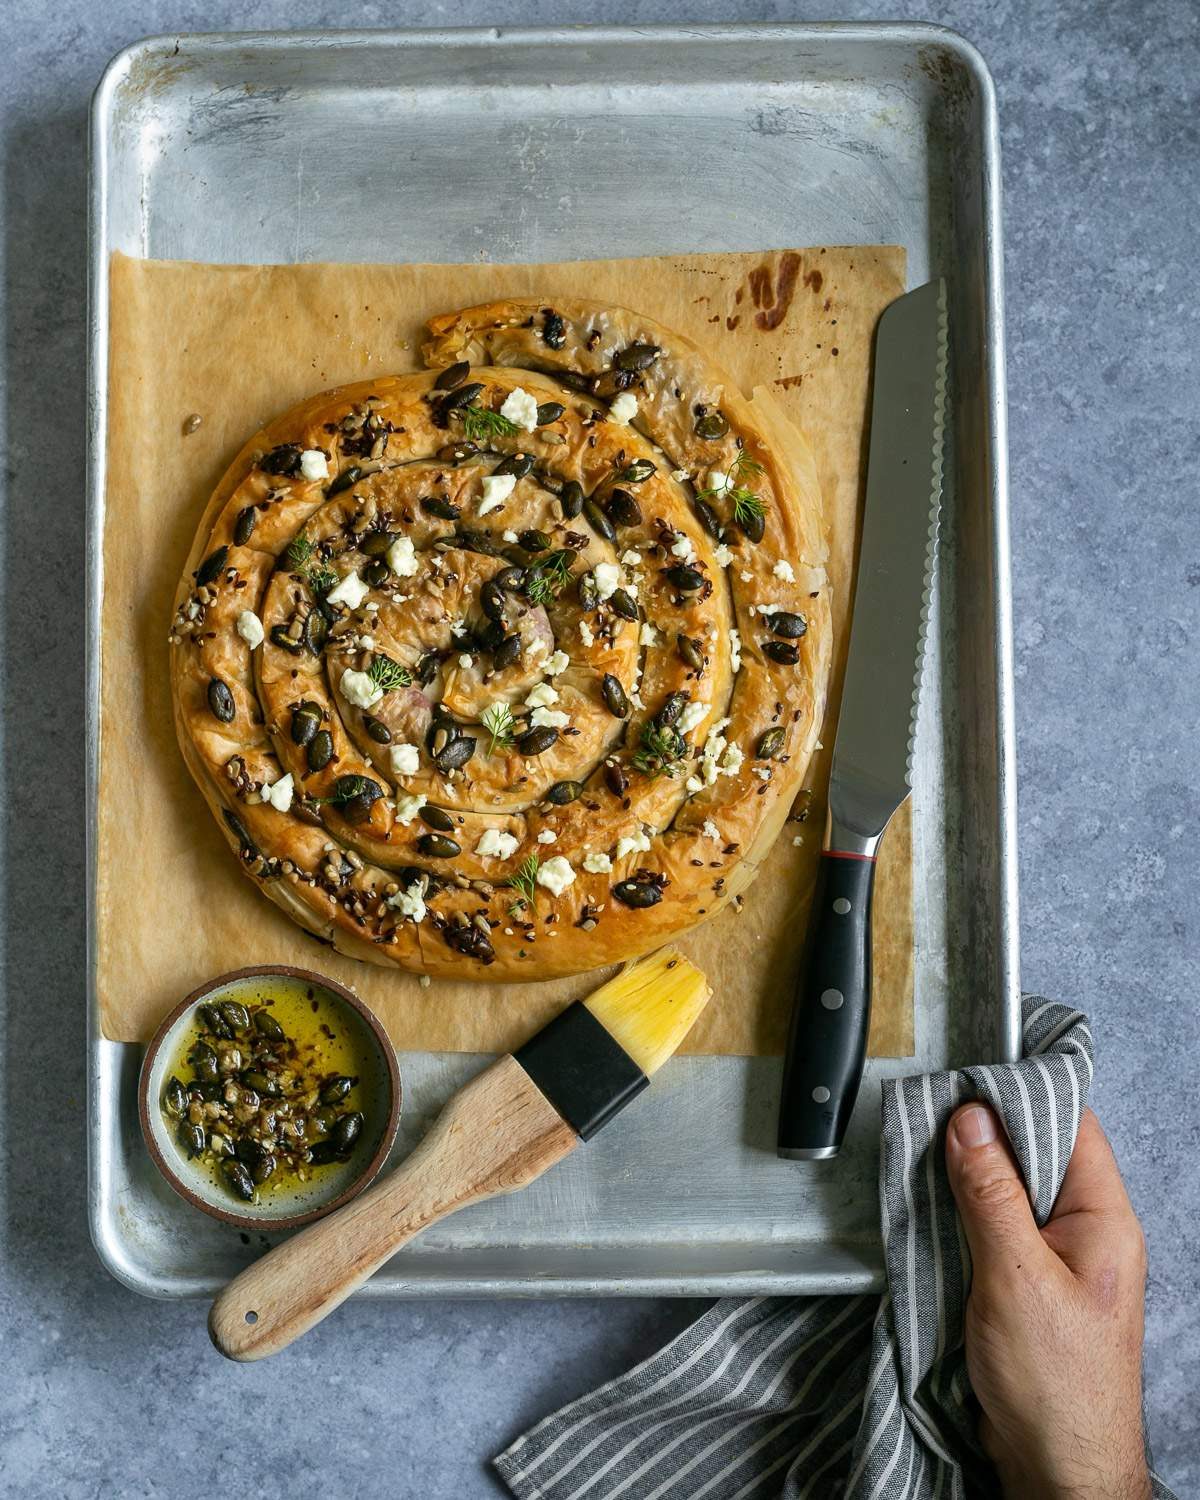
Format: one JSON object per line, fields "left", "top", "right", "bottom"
{"left": 307, "top": 566, "right": 338, "bottom": 596}
{"left": 506, "top": 854, "right": 541, "bottom": 916}
{"left": 286, "top": 534, "right": 313, "bottom": 570}
{"left": 481, "top": 702, "right": 516, "bottom": 755}
{"left": 524, "top": 551, "right": 574, "bottom": 608}
{"left": 368, "top": 654, "right": 412, "bottom": 692}
{"left": 696, "top": 452, "right": 767, "bottom": 527}
{"left": 631, "top": 722, "right": 687, "bottom": 779}
{"left": 460, "top": 406, "right": 519, "bottom": 442}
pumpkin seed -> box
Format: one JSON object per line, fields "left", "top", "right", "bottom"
{"left": 420, "top": 805, "right": 455, "bottom": 833}
{"left": 199, "top": 1002, "right": 232, "bottom": 1039}
{"left": 763, "top": 640, "right": 800, "bottom": 665}
{"left": 207, "top": 677, "right": 235, "bottom": 723}
{"left": 179, "top": 1121, "right": 207, "bottom": 1159}
{"left": 695, "top": 499, "right": 724, "bottom": 539}
{"left": 481, "top": 579, "right": 507, "bottom": 621}
{"left": 416, "top": 651, "right": 440, "bottom": 685}
{"left": 360, "top": 530, "right": 395, "bottom": 557}
{"left": 542, "top": 310, "right": 566, "bottom": 349}
{"left": 666, "top": 564, "right": 704, "bottom": 593}
{"left": 605, "top": 488, "right": 643, "bottom": 528}
{"left": 536, "top": 401, "right": 565, "bottom": 426}
{"left": 196, "top": 546, "right": 229, "bottom": 587}
{"left": 307, "top": 729, "right": 334, "bottom": 772}
{"left": 219, "top": 1001, "right": 251, "bottom": 1032}
{"left": 326, "top": 464, "right": 362, "bottom": 497}
{"left": 291, "top": 701, "right": 321, "bottom": 746}
{"left": 188, "top": 1041, "right": 220, "bottom": 1084}
{"left": 423, "top": 495, "right": 462, "bottom": 521}
{"left": 338, "top": 793, "right": 372, "bottom": 825}
{"left": 252, "top": 1009, "right": 285, "bottom": 1043}
{"left": 307, "top": 1140, "right": 342, "bottom": 1166}
{"left": 334, "top": 774, "right": 383, "bottom": 806}
{"left": 221, "top": 1158, "right": 255, "bottom": 1199}
{"left": 435, "top": 360, "right": 471, "bottom": 391}
{"left": 518, "top": 529, "right": 552, "bottom": 553}
{"left": 260, "top": 443, "right": 303, "bottom": 476}
{"left": 577, "top": 572, "right": 600, "bottom": 612}
{"left": 612, "top": 874, "right": 666, "bottom": 909}
{"left": 270, "top": 624, "right": 304, "bottom": 655}
{"left": 304, "top": 609, "right": 329, "bottom": 654}
{"left": 604, "top": 760, "right": 629, "bottom": 797}
{"left": 251, "top": 1154, "right": 278, "bottom": 1185}
{"left": 545, "top": 780, "right": 583, "bottom": 806}
{"left": 608, "top": 588, "right": 640, "bottom": 621}
{"left": 234, "top": 506, "right": 257, "bottom": 546}
{"left": 737, "top": 508, "right": 766, "bottom": 544}
{"left": 614, "top": 343, "right": 661, "bottom": 372}
{"left": 222, "top": 810, "right": 257, "bottom": 855}
{"left": 519, "top": 725, "right": 559, "bottom": 756}
{"left": 495, "top": 565, "right": 526, "bottom": 592}
{"left": 757, "top": 726, "right": 786, "bottom": 760}
{"left": 656, "top": 692, "right": 688, "bottom": 729}
{"left": 333, "top": 1111, "right": 364, "bottom": 1153}
{"left": 417, "top": 832, "right": 462, "bottom": 858}
{"left": 492, "top": 634, "right": 522, "bottom": 671}
{"left": 694, "top": 410, "right": 729, "bottom": 440}
{"left": 617, "top": 458, "right": 656, "bottom": 484}
{"left": 677, "top": 633, "right": 705, "bottom": 671}
{"left": 601, "top": 673, "right": 630, "bottom": 719}
{"left": 494, "top": 452, "right": 534, "bottom": 479}
{"left": 365, "top": 716, "right": 392, "bottom": 745}
{"left": 320, "top": 1075, "right": 354, "bottom": 1105}
{"left": 362, "top": 559, "right": 390, "bottom": 588}
{"left": 592, "top": 368, "right": 634, "bottom": 400}
{"left": 162, "top": 1077, "right": 187, "bottom": 1118}
{"left": 770, "top": 611, "right": 808, "bottom": 639}
{"left": 433, "top": 735, "right": 476, "bottom": 773}
{"left": 583, "top": 497, "right": 616, "bottom": 544}
{"left": 440, "top": 381, "right": 484, "bottom": 413}
{"left": 453, "top": 527, "right": 503, "bottom": 557}
{"left": 559, "top": 481, "right": 584, "bottom": 519}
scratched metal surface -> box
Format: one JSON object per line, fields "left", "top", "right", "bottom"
{"left": 87, "top": 24, "right": 1016, "bottom": 1298}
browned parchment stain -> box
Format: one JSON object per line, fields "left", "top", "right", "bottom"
{"left": 774, "top": 374, "right": 805, "bottom": 390}
{"left": 804, "top": 269, "right": 823, "bottom": 294}
{"left": 726, "top": 315, "right": 741, "bottom": 331}
{"left": 745, "top": 252, "right": 803, "bottom": 331}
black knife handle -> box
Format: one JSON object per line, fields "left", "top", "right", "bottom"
{"left": 777, "top": 850, "right": 876, "bottom": 1158}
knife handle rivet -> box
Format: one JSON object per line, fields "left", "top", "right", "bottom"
{"left": 812, "top": 1086, "right": 831, "bottom": 1104}
{"left": 832, "top": 898, "right": 851, "bottom": 915}
{"left": 820, "top": 989, "right": 844, "bottom": 1010}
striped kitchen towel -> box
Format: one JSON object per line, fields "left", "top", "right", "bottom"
{"left": 496, "top": 998, "right": 1176, "bottom": 1500}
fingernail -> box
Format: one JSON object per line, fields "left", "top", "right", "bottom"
{"left": 954, "top": 1105, "right": 998, "bottom": 1149}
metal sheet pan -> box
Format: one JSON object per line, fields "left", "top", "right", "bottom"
{"left": 86, "top": 22, "right": 1017, "bottom": 1299}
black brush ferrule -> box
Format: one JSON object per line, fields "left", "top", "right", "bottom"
{"left": 513, "top": 1002, "right": 649, "bottom": 1141}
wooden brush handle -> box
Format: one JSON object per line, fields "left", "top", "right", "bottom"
{"left": 209, "top": 1056, "right": 576, "bottom": 1361}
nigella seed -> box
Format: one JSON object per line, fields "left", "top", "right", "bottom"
{"left": 666, "top": 564, "right": 704, "bottom": 593}
{"left": 601, "top": 674, "right": 630, "bottom": 719}
{"left": 207, "top": 678, "right": 236, "bottom": 723}
{"left": 494, "top": 453, "right": 534, "bottom": 479}
{"left": 518, "top": 726, "right": 559, "bottom": 756}
{"left": 762, "top": 640, "right": 800, "bottom": 665}
{"left": 417, "top": 833, "right": 462, "bottom": 858}
{"left": 770, "top": 611, "right": 808, "bottom": 639}
{"left": 434, "top": 360, "right": 471, "bottom": 391}
{"left": 757, "top": 726, "right": 786, "bottom": 760}
{"left": 582, "top": 498, "right": 616, "bottom": 544}
{"left": 545, "top": 780, "right": 583, "bottom": 805}
{"left": 614, "top": 343, "right": 661, "bottom": 372}
{"left": 608, "top": 588, "right": 640, "bottom": 622}
{"left": 605, "top": 488, "right": 643, "bottom": 528}
{"left": 307, "top": 729, "right": 334, "bottom": 771}
{"left": 558, "top": 481, "right": 584, "bottom": 519}
{"left": 535, "top": 401, "right": 565, "bottom": 426}
{"left": 234, "top": 507, "right": 257, "bottom": 546}
{"left": 694, "top": 410, "right": 729, "bottom": 440}
{"left": 423, "top": 495, "right": 462, "bottom": 521}
{"left": 365, "top": 716, "right": 392, "bottom": 745}
{"left": 420, "top": 805, "right": 456, "bottom": 832}
{"left": 196, "top": 546, "right": 229, "bottom": 587}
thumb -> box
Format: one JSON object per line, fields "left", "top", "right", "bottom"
{"left": 945, "top": 1103, "right": 1048, "bottom": 1284}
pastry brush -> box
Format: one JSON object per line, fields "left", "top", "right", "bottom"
{"left": 209, "top": 948, "right": 710, "bottom": 1360}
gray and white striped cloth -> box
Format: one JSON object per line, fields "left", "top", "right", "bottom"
{"left": 496, "top": 998, "right": 1176, "bottom": 1500}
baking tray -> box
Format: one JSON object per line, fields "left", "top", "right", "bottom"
{"left": 87, "top": 23, "right": 1017, "bottom": 1298}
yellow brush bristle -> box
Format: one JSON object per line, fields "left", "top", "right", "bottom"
{"left": 582, "top": 948, "right": 711, "bottom": 1076}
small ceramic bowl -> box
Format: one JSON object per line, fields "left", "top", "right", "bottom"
{"left": 139, "top": 965, "right": 401, "bottom": 1231}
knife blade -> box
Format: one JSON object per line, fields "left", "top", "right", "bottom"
{"left": 777, "top": 278, "right": 948, "bottom": 1160}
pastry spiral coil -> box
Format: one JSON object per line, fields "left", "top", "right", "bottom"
{"left": 170, "top": 298, "right": 831, "bottom": 980}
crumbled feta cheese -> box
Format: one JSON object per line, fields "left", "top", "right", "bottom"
{"left": 608, "top": 391, "right": 638, "bottom": 425}
{"left": 706, "top": 467, "right": 729, "bottom": 492}
{"left": 479, "top": 473, "right": 517, "bottom": 515}
{"left": 536, "top": 830, "right": 558, "bottom": 845}
{"left": 476, "top": 829, "right": 520, "bottom": 860}
{"left": 263, "top": 772, "right": 294, "bottom": 813}
{"left": 677, "top": 701, "right": 709, "bottom": 736}
{"left": 386, "top": 535, "right": 418, "bottom": 578}
{"left": 730, "top": 628, "right": 742, "bottom": 673}
{"left": 720, "top": 743, "right": 744, "bottom": 775}
{"left": 530, "top": 707, "right": 569, "bottom": 729}
{"left": 499, "top": 387, "right": 540, "bottom": 432}
{"left": 340, "top": 667, "right": 384, "bottom": 710}
{"left": 525, "top": 637, "right": 549, "bottom": 659}
{"left": 582, "top": 851, "right": 613, "bottom": 874}
{"left": 236, "top": 610, "right": 264, "bottom": 649}
{"left": 300, "top": 449, "right": 329, "bottom": 482}
{"left": 502, "top": 529, "right": 519, "bottom": 544}
{"left": 671, "top": 468, "right": 689, "bottom": 483}
{"left": 756, "top": 602, "right": 780, "bottom": 617}
{"left": 593, "top": 562, "right": 620, "bottom": 601}
{"left": 359, "top": 635, "right": 376, "bottom": 650}
{"left": 393, "top": 793, "right": 424, "bottom": 826}
{"left": 579, "top": 620, "right": 595, "bottom": 647}
{"left": 714, "top": 544, "right": 733, "bottom": 569}
{"left": 389, "top": 742, "right": 420, "bottom": 777}
{"left": 692, "top": 718, "right": 734, "bottom": 790}
{"left": 702, "top": 819, "right": 721, "bottom": 841}
{"left": 327, "top": 571, "right": 370, "bottom": 610}
{"left": 615, "top": 828, "right": 652, "bottom": 861}
{"left": 686, "top": 775, "right": 704, "bottom": 794}
{"left": 773, "top": 559, "right": 796, "bottom": 583}
{"left": 545, "top": 650, "right": 570, "bottom": 677}
{"left": 525, "top": 682, "right": 559, "bottom": 710}
{"left": 754, "top": 767, "right": 772, "bottom": 781}
{"left": 536, "top": 855, "right": 576, "bottom": 897}
{"left": 793, "top": 834, "right": 805, "bottom": 847}
{"left": 458, "top": 653, "right": 473, "bottom": 669}
{"left": 620, "top": 549, "right": 642, "bottom": 567}
{"left": 670, "top": 535, "right": 696, "bottom": 563}
{"left": 639, "top": 622, "right": 660, "bottom": 648}
{"left": 388, "top": 883, "right": 427, "bottom": 923}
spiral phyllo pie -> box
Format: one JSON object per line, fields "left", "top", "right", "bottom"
{"left": 170, "top": 298, "right": 831, "bottom": 979}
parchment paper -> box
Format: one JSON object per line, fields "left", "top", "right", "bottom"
{"left": 99, "top": 247, "right": 912, "bottom": 1056}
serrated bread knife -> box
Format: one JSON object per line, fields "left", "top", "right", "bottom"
{"left": 777, "top": 279, "right": 948, "bottom": 1160}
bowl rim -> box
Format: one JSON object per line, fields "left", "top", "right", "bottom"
{"left": 138, "top": 964, "right": 403, "bottom": 1232}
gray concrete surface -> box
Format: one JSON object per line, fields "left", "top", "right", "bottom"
{"left": 2, "top": 1, "right": 1196, "bottom": 1495}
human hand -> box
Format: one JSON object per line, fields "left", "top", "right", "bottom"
{"left": 945, "top": 1104, "right": 1151, "bottom": 1500}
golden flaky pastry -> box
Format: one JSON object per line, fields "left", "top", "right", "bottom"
{"left": 170, "top": 298, "right": 832, "bottom": 980}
